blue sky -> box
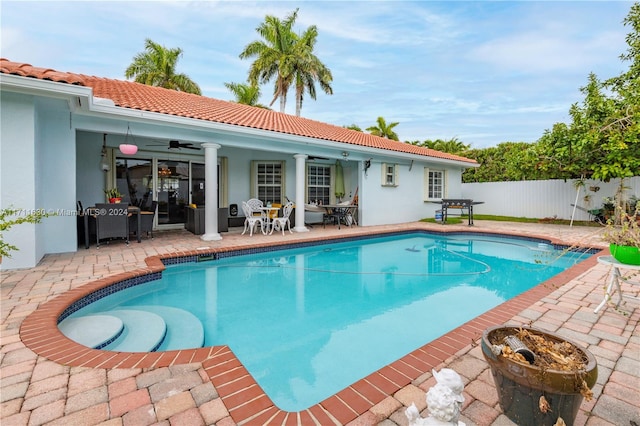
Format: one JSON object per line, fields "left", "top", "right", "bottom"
{"left": 1, "top": 1, "right": 634, "bottom": 148}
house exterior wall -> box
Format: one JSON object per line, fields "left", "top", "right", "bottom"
{"left": 1, "top": 80, "right": 472, "bottom": 270}
{"left": 1, "top": 92, "right": 39, "bottom": 269}
{"left": 461, "top": 177, "right": 640, "bottom": 220}
{"left": 361, "top": 160, "right": 463, "bottom": 226}
{"left": 37, "top": 98, "right": 77, "bottom": 256}
{"left": 2, "top": 93, "right": 77, "bottom": 269}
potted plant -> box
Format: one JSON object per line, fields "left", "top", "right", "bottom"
{"left": 602, "top": 201, "right": 640, "bottom": 265}
{"left": 481, "top": 325, "right": 597, "bottom": 426}
{"left": 104, "top": 188, "right": 123, "bottom": 203}
{"left": 601, "top": 196, "right": 615, "bottom": 220}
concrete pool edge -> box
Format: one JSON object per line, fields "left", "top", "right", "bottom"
{"left": 18, "top": 226, "right": 603, "bottom": 425}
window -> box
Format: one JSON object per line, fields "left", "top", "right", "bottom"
{"left": 252, "top": 161, "right": 284, "bottom": 204}
{"left": 381, "top": 163, "right": 398, "bottom": 186}
{"left": 307, "top": 164, "right": 332, "bottom": 205}
{"left": 424, "top": 168, "right": 445, "bottom": 200}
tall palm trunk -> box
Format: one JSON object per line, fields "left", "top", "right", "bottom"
{"left": 295, "top": 85, "right": 303, "bottom": 116}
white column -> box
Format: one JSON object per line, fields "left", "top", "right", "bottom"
{"left": 293, "top": 154, "right": 309, "bottom": 233}
{"left": 201, "top": 142, "right": 222, "bottom": 241}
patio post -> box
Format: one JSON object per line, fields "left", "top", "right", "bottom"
{"left": 293, "top": 154, "right": 309, "bottom": 233}
{"left": 201, "top": 142, "right": 222, "bottom": 241}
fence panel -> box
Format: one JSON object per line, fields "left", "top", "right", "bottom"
{"left": 461, "top": 177, "right": 640, "bottom": 221}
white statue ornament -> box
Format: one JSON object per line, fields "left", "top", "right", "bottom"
{"left": 405, "top": 368, "right": 466, "bottom": 426}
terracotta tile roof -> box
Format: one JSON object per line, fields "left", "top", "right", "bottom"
{"left": 0, "top": 59, "right": 476, "bottom": 165}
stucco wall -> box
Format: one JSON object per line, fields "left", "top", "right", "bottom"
{"left": 360, "top": 160, "right": 463, "bottom": 226}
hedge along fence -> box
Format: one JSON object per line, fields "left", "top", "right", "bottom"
{"left": 461, "top": 176, "right": 640, "bottom": 221}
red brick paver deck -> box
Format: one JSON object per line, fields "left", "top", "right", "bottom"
{"left": 2, "top": 221, "right": 639, "bottom": 425}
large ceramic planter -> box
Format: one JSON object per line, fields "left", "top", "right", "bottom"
{"left": 609, "top": 243, "right": 640, "bottom": 265}
{"left": 481, "top": 326, "right": 597, "bottom": 426}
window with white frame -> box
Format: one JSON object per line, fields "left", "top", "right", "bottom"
{"left": 381, "top": 163, "right": 398, "bottom": 186}
{"left": 252, "top": 161, "right": 285, "bottom": 204}
{"left": 307, "top": 164, "right": 332, "bottom": 205}
{"left": 424, "top": 168, "right": 445, "bottom": 200}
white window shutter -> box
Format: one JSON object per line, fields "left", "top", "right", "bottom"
{"left": 250, "top": 160, "right": 257, "bottom": 198}
{"left": 423, "top": 168, "right": 430, "bottom": 201}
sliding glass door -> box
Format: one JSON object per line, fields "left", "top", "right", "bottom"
{"left": 116, "top": 157, "right": 206, "bottom": 227}
{"left": 115, "top": 158, "right": 153, "bottom": 209}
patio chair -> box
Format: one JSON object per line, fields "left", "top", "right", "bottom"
{"left": 269, "top": 201, "right": 294, "bottom": 235}
{"left": 95, "top": 203, "right": 129, "bottom": 247}
{"left": 323, "top": 197, "right": 357, "bottom": 229}
{"left": 246, "top": 198, "right": 267, "bottom": 220}
{"left": 241, "top": 201, "right": 265, "bottom": 236}
{"left": 130, "top": 201, "right": 157, "bottom": 239}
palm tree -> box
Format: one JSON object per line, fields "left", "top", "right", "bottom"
{"left": 239, "top": 10, "right": 298, "bottom": 113}
{"left": 239, "top": 9, "right": 332, "bottom": 115}
{"left": 125, "top": 39, "right": 201, "bottom": 95}
{"left": 224, "top": 82, "right": 269, "bottom": 108}
{"left": 366, "top": 117, "right": 400, "bottom": 140}
{"left": 344, "top": 124, "right": 363, "bottom": 131}
{"left": 412, "top": 137, "right": 470, "bottom": 155}
{"left": 289, "top": 25, "right": 333, "bottom": 116}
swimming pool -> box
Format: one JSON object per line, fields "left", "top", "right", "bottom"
{"left": 59, "top": 231, "right": 592, "bottom": 411}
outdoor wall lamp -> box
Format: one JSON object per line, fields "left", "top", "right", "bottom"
{"left": 118, "top": 124, "right": 138, "bottom": 155}
{"left": 364, "top": 158, "right": 372, "bottom": 175}
{"left": 342, "top": 151, "right": 349, "bottom": 160}
{"left": 100, "top": 134, "right": 110, "bottom": 172}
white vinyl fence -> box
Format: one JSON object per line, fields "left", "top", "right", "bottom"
{"left": 461, "top": 177, "right": 640, "bottom": 221}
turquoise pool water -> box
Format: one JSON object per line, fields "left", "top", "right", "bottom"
{"left": 64, "top": 232, "right": 592, "bottom": 411}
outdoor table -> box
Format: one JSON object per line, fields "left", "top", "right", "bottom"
{"left": 82, "top": 205, "right": 140, "bottom": 248}
{"left": 320, "top": 204, "right": 357, "bottom": 229}
{"left": 594, "top": 256, "right": 640, "bottom": 313}
{"left": 258, "top": 206, "right": 280, "bottom": 234}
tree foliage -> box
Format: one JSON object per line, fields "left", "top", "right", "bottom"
{"left": 462, "top": 3, "right": 640, "bottom": 183}
{"left": 1, "top": 207, "right": 50, "bottom": 258}
{"left": 343, "top": 124, "right": 362, "bottom": 132}
{"left": 224, "top": 82, "right": 269, "bottom": 108}
{"left": 462, "top": 142, "right": 545, "bottom": 183}
{"left": 366, "top": 116, "right": 399, "bottom": 140}
{"left": 409, "top": 137, "right": 470, "bottom": 156}
{"left": 536, "top": 3, "right": 640, "bottom": 181}
{"left": 125, "top": 39, "right": 201, "bottom": 95}
{"left": 239, "top": 9, "right": 333, "bottom": 116}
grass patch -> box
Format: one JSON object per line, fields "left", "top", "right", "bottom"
{"left": 474, "top": 214, "right": 602, "bottom": 227}
{"left": 420, "top": 214, "right": 601, "bottom": 227}
{"left": 420, "top": 217, "right": 464, "bottom": 224}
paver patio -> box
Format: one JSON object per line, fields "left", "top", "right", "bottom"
{"left": 1, "top": 221, "right": 638, "bottom": 425}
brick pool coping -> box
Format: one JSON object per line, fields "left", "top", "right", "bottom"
{"left": 19, "top": 226, "right": 602, "bottom": 425}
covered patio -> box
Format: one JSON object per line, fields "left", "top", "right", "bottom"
{"left": 1, "top": 220, "right": 638, "bottom": 425}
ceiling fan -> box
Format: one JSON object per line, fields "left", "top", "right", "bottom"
{"left": 149, "top": 140, "right": 201, "bottom": 150}
{"left": 168, "top": 140, "right": 200, "bottom": 150}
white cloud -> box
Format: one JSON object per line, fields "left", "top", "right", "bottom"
{"left": 1, "top": 0, "right": 633, "bottom": 149}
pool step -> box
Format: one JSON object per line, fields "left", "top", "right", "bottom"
{"left": 102, "top": 310, "right": 167, "bottom": 352}
{"left": 58, "top": 314, "right": 124, "bottom": 349}
{"left": 135, "top": 306, "right": 204, "bottom": 351}
{"left": 59, "top": 307, "right": 204, "bottom": 352}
